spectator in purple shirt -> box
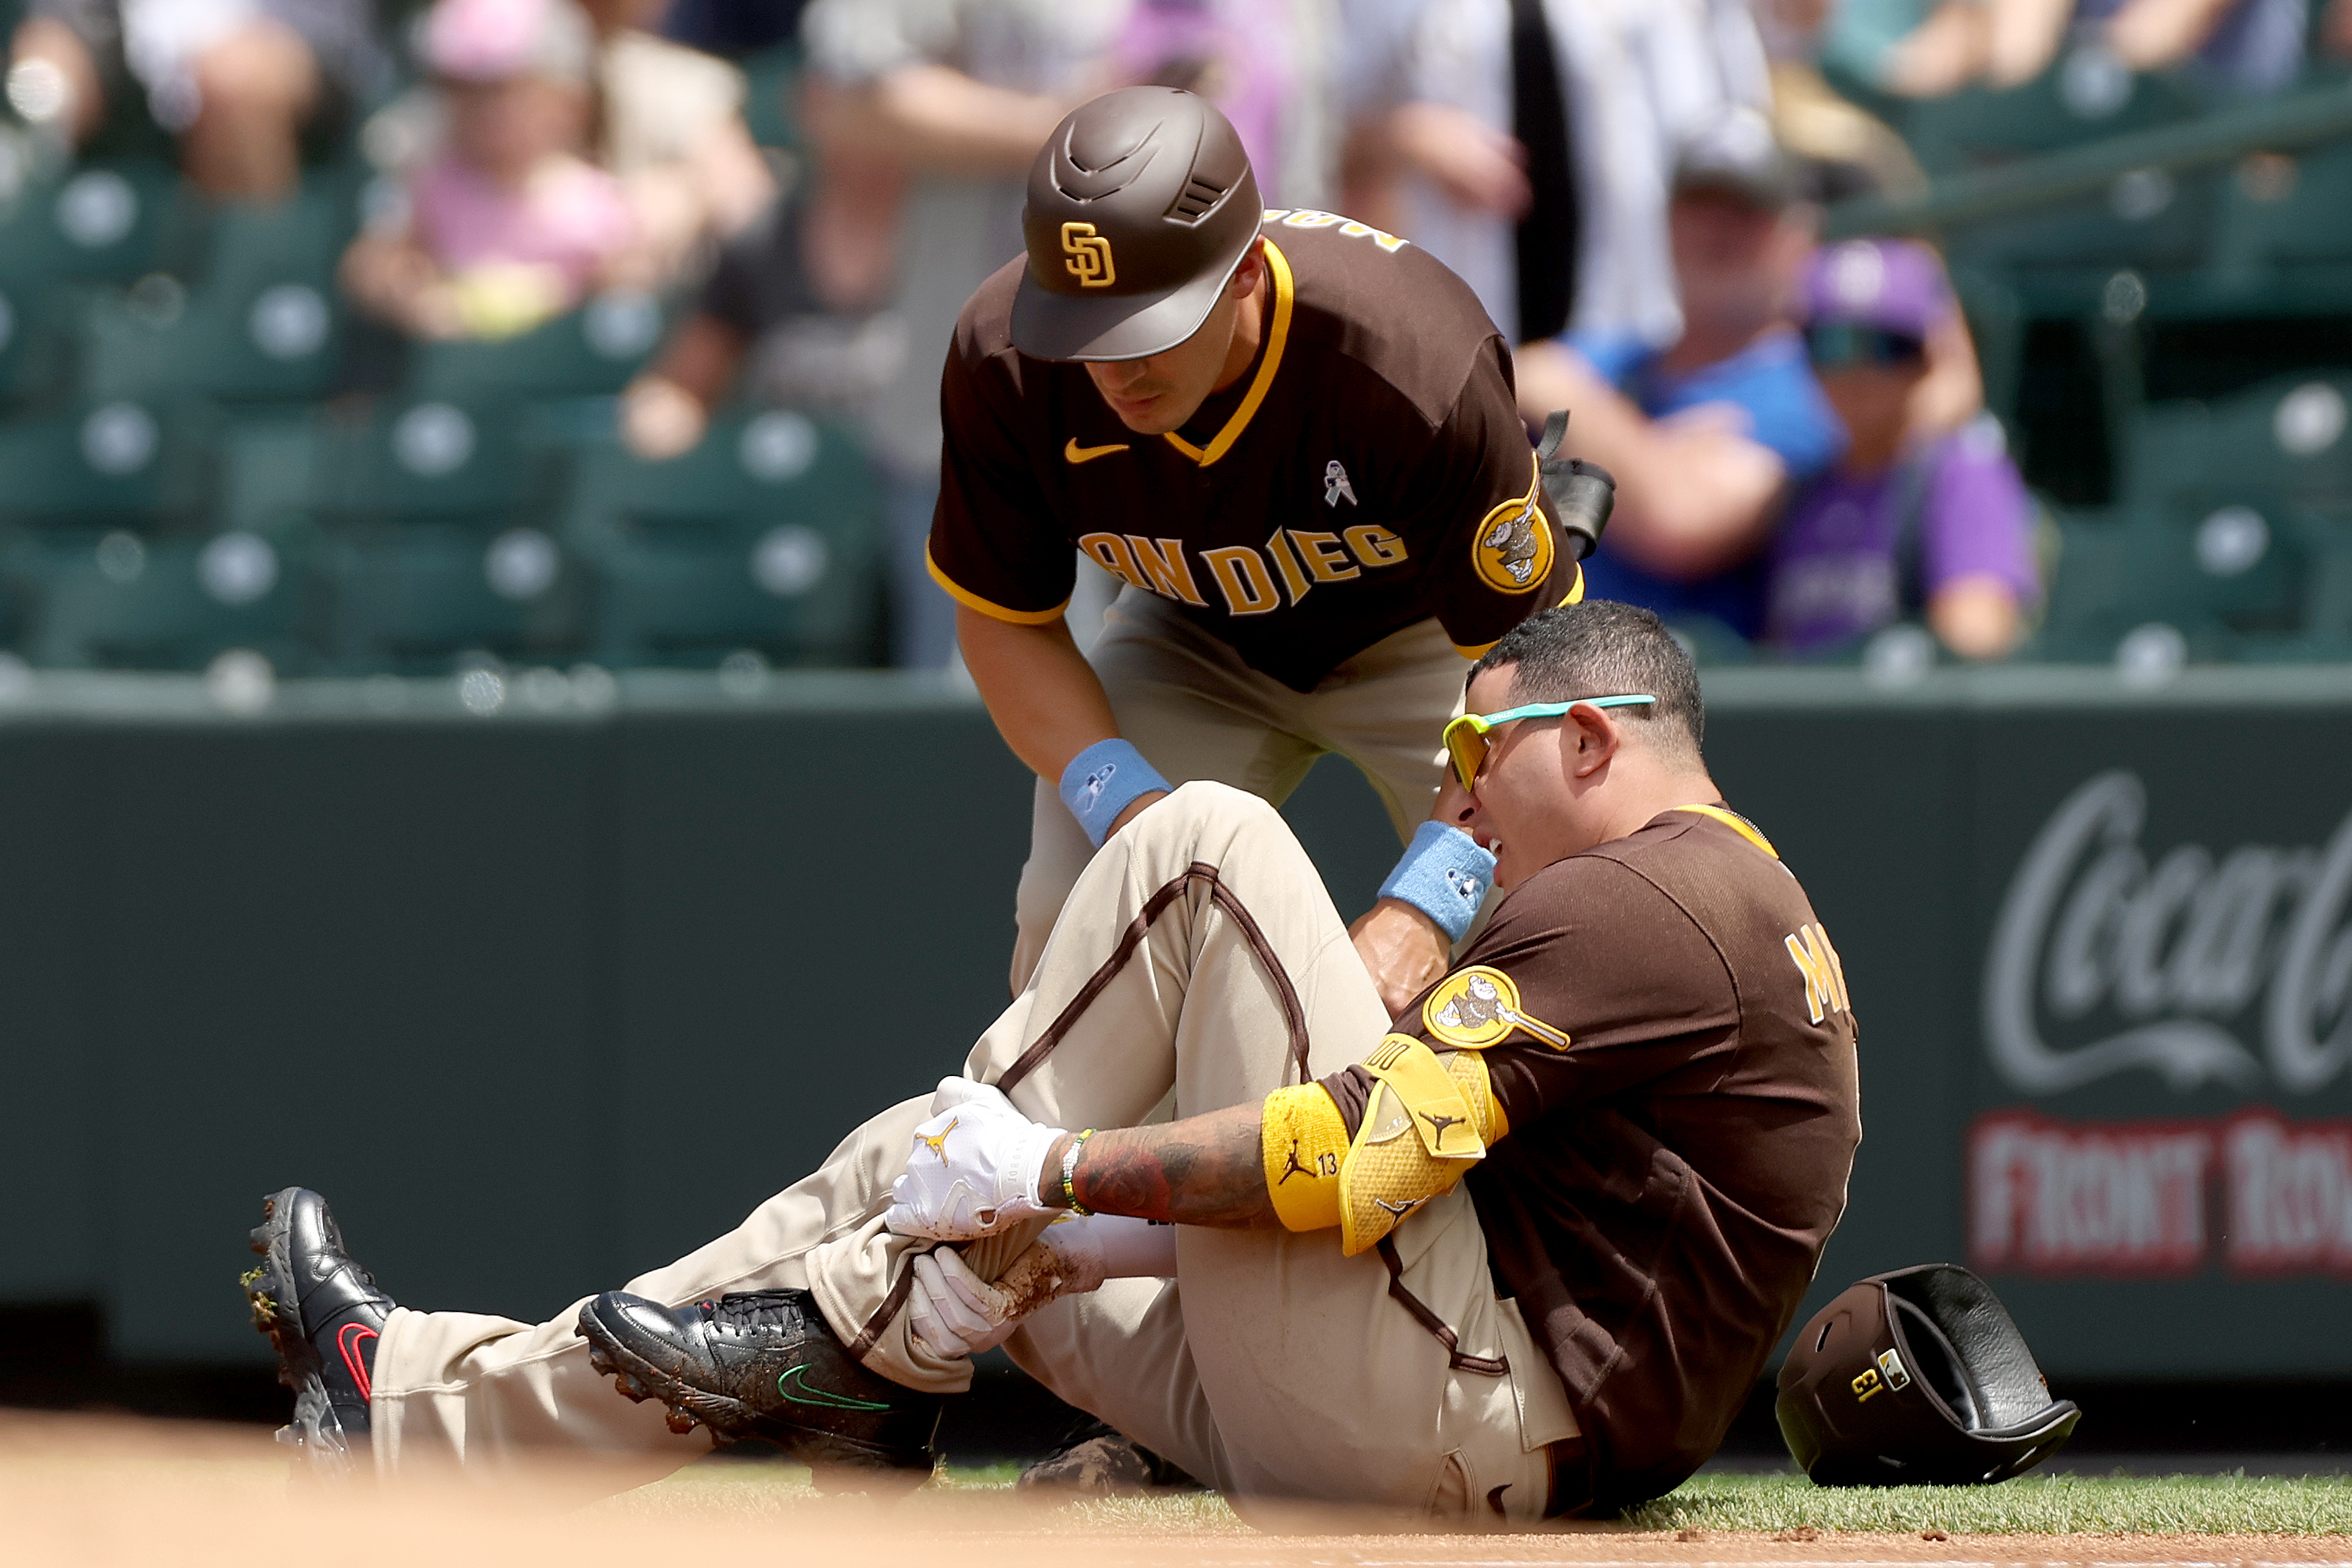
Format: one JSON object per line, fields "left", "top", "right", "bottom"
{"left": 1765, "top": 238, "right": 2039, "bottom": 660}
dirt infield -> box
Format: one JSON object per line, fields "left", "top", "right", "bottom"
{"left": 7, "top": 1411, "right": 2351, "bottom": 1567}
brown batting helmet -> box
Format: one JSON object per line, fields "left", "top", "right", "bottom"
{"left": 1777, "top": 1264, "right": 2080, "bottom": 1486}
{"left": 1012, "top": 86, "right": 1262, "bottom": 362}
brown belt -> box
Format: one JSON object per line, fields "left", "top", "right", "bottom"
{"left": 1544, "top": 1435, "right": 1593, "bottom": 1518}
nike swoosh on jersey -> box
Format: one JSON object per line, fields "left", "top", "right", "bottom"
{"left": 1064, "top": 438, "right": 1131, "bottom": 464}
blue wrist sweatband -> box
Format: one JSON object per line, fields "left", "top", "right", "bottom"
{"left": 1378, "top": 821, "right": 1497, "bottom": 942}
{"left": 1060, "top": 738, "right": 1173, "bottom": 848}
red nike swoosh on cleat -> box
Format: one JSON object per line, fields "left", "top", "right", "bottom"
{"left": 337, "top": 1322, "right": 377, "bottom": 1402}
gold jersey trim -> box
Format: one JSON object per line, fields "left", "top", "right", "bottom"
{"left": 1160, "top": 240, "right": 1295, "bottom": 470}
{"left": 925, "top": 544, "right": 1070, "bottom": 626}
{"left": 1673, "top": 803, "right": 1780, "bottom": 860}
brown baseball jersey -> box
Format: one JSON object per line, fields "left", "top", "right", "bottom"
{"left": 927, "top": 210, "right": 1583, "bottom": 693}
{"left": 1321, "top": 806, "right": 1862, "bottom": 1509}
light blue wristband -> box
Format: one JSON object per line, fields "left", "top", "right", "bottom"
{"left": 1059, "top": 739, "right": 1174, "bottom": 849}
{"left": 1377, "top": 821, "right": 1496, "bottom": 942}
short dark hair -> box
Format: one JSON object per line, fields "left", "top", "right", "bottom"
{"left": 1471, "top": 601, "right": 1705, "bottom": 759}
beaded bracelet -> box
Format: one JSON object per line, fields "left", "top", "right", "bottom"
{"left": 1060, "top": 1128, "right": 1096, "bottom": 1216}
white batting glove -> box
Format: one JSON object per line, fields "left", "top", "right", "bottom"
{"left": 885, "top": 1076, "right": 1066, "bottom": 1241}
{"left": 905, "top": 1230, "right": 1109, "bottom": 1361}
{"left": 907, "top": 1249, "right": 1020, "bottom": 1359}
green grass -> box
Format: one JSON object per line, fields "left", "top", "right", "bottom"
{"left": 1621, "top": 1471, "right": 2352, "bottom": 1536}
{"left": 603, "top": 1459, "right": 2352, "bottom": 1537}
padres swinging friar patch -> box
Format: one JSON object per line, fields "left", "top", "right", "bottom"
{"left": 1423, "top": 965, "right": 1571, "bottom": 1051}
{"left": 1471, "top": 473, "right": 1554, "bottom": 595}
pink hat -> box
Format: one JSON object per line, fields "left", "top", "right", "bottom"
{"left": 422, "top": 0, "right": 593, "bottom": 85}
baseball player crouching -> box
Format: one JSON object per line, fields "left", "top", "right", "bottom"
{"left": 243, "top": 602, "right": 1859, "bottom": 1524}
{"left": 932, "top": 85, "right": 1595, "bottom": 1014}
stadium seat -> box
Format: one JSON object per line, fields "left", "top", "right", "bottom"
{"left": 2210, "top": 142, "right": 2352, "bottom": 276}
{"left": 2300, "top": 530, "right": 2352, "bottom": 656}
{"left": 563, "top": 407, "right": 872, "bottom": 526}
{"left": 309, "top": 397, "right": 553, "bottom": 521}
{"left": 1890, "top": 59, "right": 2209, "bottom": 178}
{"left": 2029, "top": 501, "right": 2324, "bottom": 662}
{"left": 0, "top": 161, "right": 179, "bottom": 288}
{"left": 0, "top": 399, "right": 214, "bottom": 526}
{"left": 76, "top": 187, "right": 350, "bottom": 402}
{"left": 2119, "top": 375, "right": 2352, "bottom": 517}
{"left": 216, "top": 416, "right": 323, "bottom": 536}
{"left": 1886, "top": 63, "right": 2216, "bottom": 284}
{"left": 9, "top": 526, "right": 312, "bottom": 670}
{"left": 401, "top": 292, "right": 668, "bottom": 400}
{"left": 0, "top": 274, "right": 72, "bottom": 406}
{"left": 562, "top": 410, "right": 884, "bottom": 666}
{"left": 314, "top": 520, "right": 588, "bottom": 672}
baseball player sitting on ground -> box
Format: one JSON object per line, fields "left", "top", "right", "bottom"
{"left": 243, "top": 601, "right": 1859, "bottom": 1524}
{"left": 932, "top": 85, "right": 1589, "bottom": 1016}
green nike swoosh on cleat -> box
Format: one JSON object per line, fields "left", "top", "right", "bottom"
{"left": 775, "top": 1364, "right": 892, "bottom": 1411}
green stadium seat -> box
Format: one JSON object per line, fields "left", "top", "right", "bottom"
{"left": 1944, "top": 170, "right": 2217, "bottom": 278}
{"left": 77, "top": 188, "right": 350, "bottom": 402}
{"left": 8, "top": 526, "right": 312, "bottom": 670}
{"left": 1888, "top": 62, "right": 2216, "bottom": 282}
{"left": 562, "top": 411, "right": 883, "bottom": 666}
{"left": 0, "top": 161, "right": 179, "bottom": 288}
{"left": 401, "top": 291, "right": 668, "bottom": 400}
{"left": 0, "top": 399, "right": 214, "bottom": 526}
{"left": 310, "top": 397, "right": 553, "bottom": 520}
{"left": 2029, "top": 501, "right": 2324, "bottom": 662}
{"left": 562, "top": 407, "right": 872, "bottom": 526}
{"left": 2300, "top": 529, "right": 2352, "bottom": 656}
{"left": 215, "top": 416, "right": 323, "bottom": 535}
{"left": 2210, "top": 142, "right": 2352, "bottom": 276}
{"left": 296, "top": 395, "right": 578, "bottom": 669}
{"left": 1889, "top": 60, "right": 2210, "bottom": 178}
{"left": 2119, "top": 375, "right": 2352, "bottom": 517}
{"left": 0, "top": 274, "right": 72, "bottom": 405}
{"left": 315, "top": 520, "right": 587, "bottom": 672}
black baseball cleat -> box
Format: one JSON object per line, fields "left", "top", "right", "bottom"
{"left": 579, "top": 1288, "right": 941, "bottom": 1488}
{"left": 240, "top": 1186, "right": 396, "bottom": 1472}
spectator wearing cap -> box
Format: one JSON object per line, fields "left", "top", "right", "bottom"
{"left": 1763, "top": 239, "right": 2038, "bottom": 660}
{"left": 361, "top": 0, "right": 776, "bottom": 291}
{"left": 1514, "top": 111, "right": 1842, "bottom": 644}
{"left": 341, "top": 0, "right": 648, "bottom": 341}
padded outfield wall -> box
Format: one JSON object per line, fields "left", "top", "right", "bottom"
{"left": 1, "top": 664, "right": 2346, "bottom": 1378}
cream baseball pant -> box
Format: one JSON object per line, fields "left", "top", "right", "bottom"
{"left": 1009, "top": 586, "right": 1473, "bottom": 994}
{"left": 369, "top": 783, "right": 1578, "bottom": 1525}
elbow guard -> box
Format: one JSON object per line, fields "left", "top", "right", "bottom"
{"left": 1258, "top": 1036, "right": 1510, "bottom": 1255}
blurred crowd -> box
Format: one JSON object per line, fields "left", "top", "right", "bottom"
{"left": 4, "top": 0, "right": 2350, "bottom": 674}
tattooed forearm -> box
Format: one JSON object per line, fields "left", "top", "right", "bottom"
{"left": 1051, "top": 1103, "right": 1276, "bottom": 1227}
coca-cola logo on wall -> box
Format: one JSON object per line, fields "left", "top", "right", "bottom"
{"left": 1972, "top": 771, "right": 2352, "bottom": 1277}
{"left": 1983, "top": 770, "right": 2352, "bottom": 1096}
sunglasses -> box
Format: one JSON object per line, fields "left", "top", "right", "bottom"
{"left": 1441, "top": 695, "right": 1658, "bottom": 793}
{"left": 1805, "top": 323, "right": 1926, "bottom": 370}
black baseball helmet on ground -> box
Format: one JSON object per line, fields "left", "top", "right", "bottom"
{"left": 1012, "top": 86, "right": 1262, "bottom": 362}
{"left": 1777, "top": 1263, "right": 2080, "bottom": 1486}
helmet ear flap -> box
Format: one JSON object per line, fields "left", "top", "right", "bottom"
{"left": 1777, "top": 1265, "right": 2081, "bottom": 1487}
